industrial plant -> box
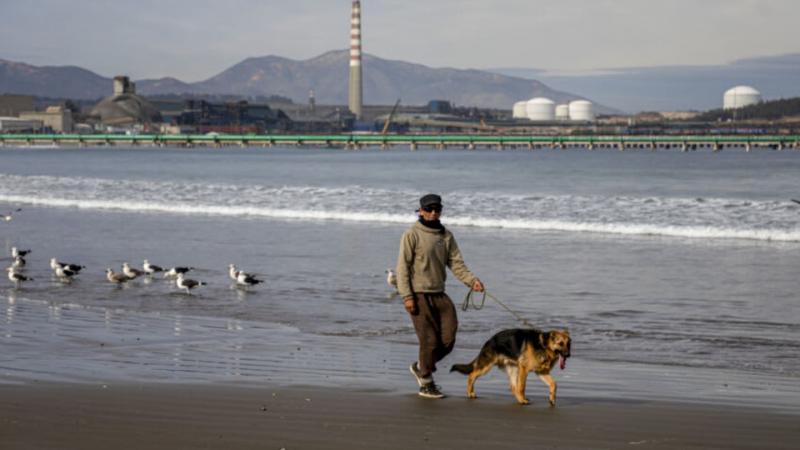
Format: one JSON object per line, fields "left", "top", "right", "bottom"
{"left": 512, "top": 97, "right": 596, "bottom": 123}
{"left": 1, "top": 2, "right": 799, "bottom": 139}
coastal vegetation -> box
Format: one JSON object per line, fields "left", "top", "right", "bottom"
{"left": 697, "top": 97, "right": 800, "bottom": 121}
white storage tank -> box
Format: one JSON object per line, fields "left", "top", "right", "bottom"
{"left": 723, "top": 86, "right": 761, "bottom": 110}
{"left": 526, "top": 97, "right": 555, "bottom": 121}
{"left": 555, "top": 104, "right": 570, "bottom": 120}
{"left": 512, "top": 101, "right": 528, "bottom": 119}
{"left": 569, "top": 100, "right": 595, "bottom": 121}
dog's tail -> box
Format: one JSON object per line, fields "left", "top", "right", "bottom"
{"left": 450, "top": 361, "right": 474, "bottom": 375}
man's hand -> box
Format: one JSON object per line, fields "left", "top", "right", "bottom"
{"left": 404, "top": 296, "right": 418, "bottom": 315}
{"left": 472, "top": 279, "right": 485, "bottom": 292}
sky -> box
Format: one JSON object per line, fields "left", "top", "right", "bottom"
{"left": 1, "top": 0, "right": 799, "bottom": 82}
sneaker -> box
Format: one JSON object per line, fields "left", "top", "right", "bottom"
{"left": 418, "top": 383, "right": 445, "bottom": 399}
{"left": 409, "top": 362, "right": 431, "bottom": 387}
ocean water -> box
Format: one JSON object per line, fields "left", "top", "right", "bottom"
{"left": 1, "top": 145, "right": 799, "bottom": 409}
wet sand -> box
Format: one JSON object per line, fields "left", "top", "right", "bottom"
{"left": 2, "top": 383, "right": 797, "bottom": 450}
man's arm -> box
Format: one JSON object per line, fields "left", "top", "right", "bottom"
{"left": 447, "top": 236, "right": 483, "bottom": 291}
{"left": 395, "top": 231, "right": 416, "bottom": 301}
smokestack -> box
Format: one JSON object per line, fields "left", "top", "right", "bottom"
{"left": 348, "top": 1, "right": 363, "bottom": 119}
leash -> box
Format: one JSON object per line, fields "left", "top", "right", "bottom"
{"left": 461, "top": 289, "right": 535, "bottom": 328}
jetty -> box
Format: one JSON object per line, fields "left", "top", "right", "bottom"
{"left": 1, "top": 133, "right": 799, "bottom": 152}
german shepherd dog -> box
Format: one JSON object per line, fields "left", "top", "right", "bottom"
{"left": 451, "top": 329, "right": 571, "bottom": 406}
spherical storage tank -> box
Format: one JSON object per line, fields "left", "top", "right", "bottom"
{"left": 723, "top": 86, "right": 761, "bottom": 110}
{"left": 555, "top": 104, "right": 570, "bottom": 120}
{"left": 568, "top": 100, "right": 595, "bottom": 121}
{"left": 512, "top": 101, "right": 528, "bottom": 119}
{"left": 526, "top": 97, "right": 555, "bottom": 121}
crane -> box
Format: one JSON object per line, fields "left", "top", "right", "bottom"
{"left": 381, "top": 99, "right": 401, "bottom": 135}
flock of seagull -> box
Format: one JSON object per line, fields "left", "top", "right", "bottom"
{"left": 5, "top": 247, "right": 264, "bottom": 294}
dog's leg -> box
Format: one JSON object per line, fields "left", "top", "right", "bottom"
{"left": 538, "top": 374, "right": 557, "bottom": 406}
{"left": 517, "top": 366, "right": 530, "bottom": 405}
{"left": 467, "top": 364, "right": 494, "bottom": 399}
{"left": 504, "top": 366, "right": 527, "bottom": 405}
{"left": 504, "top": 365, "right": 517, "bottom": 394}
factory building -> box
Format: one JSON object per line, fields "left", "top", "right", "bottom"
{"left": 175, "top": 100, "right": 291, "bottom": 134}
{"left": 19, "top": 106, "right": 73, "bottom": 133}
{"left": 90, "top": 76, "right": 162, "bottom": 127}
{"left": 526, "top": 97, "right": 555, "bottom": 121}
{"left": 723, "top": 86, "right": 761, "bottom": 110}
{"left": 0, "top": 117, "right": 43, "bottom": 132}
{"left": 427, "top": 100, "right": 453, "bottom": 114}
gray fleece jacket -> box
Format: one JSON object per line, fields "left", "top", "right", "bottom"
{"left": 395, "top": 221, "right": 477, "bottom": 299}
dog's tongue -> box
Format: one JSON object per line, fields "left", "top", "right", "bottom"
{"left": 559, "top": 355, "right": 566, "bottom": 370}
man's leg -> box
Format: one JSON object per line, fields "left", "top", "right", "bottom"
{"left": 409, "top": 294, "right": 446, "bottom": 398}
{"left": 433, "top": 293, "right": 458, "bottom": 364}
{"left": 410, "top": 293, "right": 440, "bottom": 379}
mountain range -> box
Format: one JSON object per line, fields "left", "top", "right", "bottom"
{"left": 0, "top": 51, "right": 601, "bottom": 111}
{"left": 491, "top": 54, "right": 800, "bottom": 113}
{"left": 4, "top": 52, "right": 798, "bottom": 114}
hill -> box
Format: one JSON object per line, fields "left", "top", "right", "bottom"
{"left": 1, "top": 51, "right": 609, "bottom": 111}
{"left": 175, "top": 50, "right": 592, "bottom": 110}
{"left": 0, "top": 58, "right": 108, "bottom": 99}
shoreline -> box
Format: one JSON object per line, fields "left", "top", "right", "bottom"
{"left": 4, "top": 290, "right": 800, "bottom": 416}
{"left": 2, "top": 382, "right": 798, "bottom": 450}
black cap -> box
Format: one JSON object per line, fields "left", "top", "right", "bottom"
{"left": 419, "top": 194, "right": 442, "bottom": 208}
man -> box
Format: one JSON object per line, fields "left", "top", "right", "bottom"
{"left": 396, "top": 193, "right": 484, "bottom": 398}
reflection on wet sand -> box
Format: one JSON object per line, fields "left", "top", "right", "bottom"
{"left": 6, "top": 292, "right": 16, "bottom": 338}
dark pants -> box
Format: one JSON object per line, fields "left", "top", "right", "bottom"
{"left": 410, "top": 292, "right": 458, "bottom": 378}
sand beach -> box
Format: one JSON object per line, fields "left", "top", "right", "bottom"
{"left": 3, "top": 382, "right": 799, "bottom": 450}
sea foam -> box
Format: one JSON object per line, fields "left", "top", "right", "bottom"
{"left": 1, "top": 173, "right": 798, "bottom": 243}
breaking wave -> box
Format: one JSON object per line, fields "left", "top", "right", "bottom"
{"left": 1, "top": 173, "right": 798, "bottom": 242}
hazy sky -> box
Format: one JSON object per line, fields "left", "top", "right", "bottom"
{"left": 1, "top": 0, "right": 799, "bottom": 81}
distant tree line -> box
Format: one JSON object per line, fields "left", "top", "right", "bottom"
{"left": 697, "top": 97, "right": 800, "bottom": 121}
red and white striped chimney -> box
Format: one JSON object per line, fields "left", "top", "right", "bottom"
{"left": 348, "top": 0, "right": 363, "bottom": 119}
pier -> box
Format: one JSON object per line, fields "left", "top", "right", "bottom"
{"left": 1, "top": 133, "right": 799, "bottom": 151}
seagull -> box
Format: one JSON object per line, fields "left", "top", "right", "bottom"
{"left": 2, "top": 208, "right": 21, "bottom": 222}
{"left": 50, "top": 258, "right": 85, "bottom": 273}
{"left": 11, "top": 256, "right": 25, "bottom": 270}
{"left": 386, "top": 269, "right": 398, "bottom": 288}
{"left": 106, "top": 268, "right": 132, "bottom": 284}
{"left": 236, "top": 270, "right": 263, "bottom": 288}
{"left": 122, "top": 262, "right": 145, "bottom": 279}
{"left": 54, "top": 266, "right": 78, "bottom": 282}
{"left": 6, "top": 267, "right": 32, "bottom": 288}
{"left": 11, "top": 247, "right": 31, "bottom": 258}
{"left": 176, "top": 273, "right": 206, "bottom": 294}
{"left": 163, "top": 266, "right": 194, "bottom": 279}
{"left": 228, "top": 264, "right": 240, "bottom": 281}
{"left": 143, "top": 259, "right": 164, "bottom": 276}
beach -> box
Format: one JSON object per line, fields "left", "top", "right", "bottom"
{"left": 3, "top": 383, "right": 799, "bottom": 450}
{"left": 2, "top": 145, "right": 799, "bottom": 448}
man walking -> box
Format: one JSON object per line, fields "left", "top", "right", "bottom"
{"left": 396, "top": 194, "right": 484, "bottom": 398}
